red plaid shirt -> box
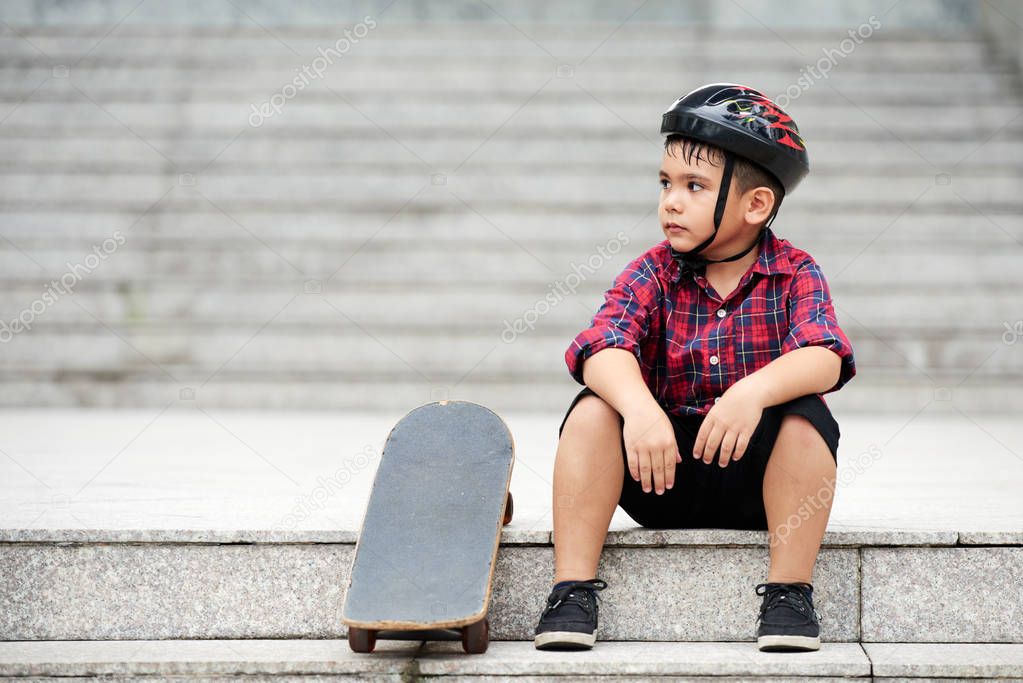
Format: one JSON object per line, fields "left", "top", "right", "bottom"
{"left": 565, "top": 228, "right": 855, "bottom": 416}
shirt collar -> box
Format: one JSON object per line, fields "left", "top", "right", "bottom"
{"left": 667, "top": 227, "right": 795, "bottom": 283}
{"left": 750, "top": 227, "right": 796, "bottom": 276}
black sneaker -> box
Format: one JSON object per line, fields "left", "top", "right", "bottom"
{"left": 755, "top": 582, "right": 822, "bottom": 651}
{"left": 533, "top": 578, "right": 608, "bottom": 650}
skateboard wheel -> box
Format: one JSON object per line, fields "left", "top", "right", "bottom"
{"left": 348, "top": 627, "right": 377, "bottom": 653}
{"left": 503, "top": 492, "right": 514, "bottom": 526}
{"left": 461, "top": 618, "right": 490, "bottom": 654}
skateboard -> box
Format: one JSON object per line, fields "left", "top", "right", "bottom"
{"left": 342, "top": 400, "right": 515, "bottom": 654}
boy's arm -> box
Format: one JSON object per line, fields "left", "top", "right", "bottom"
{"left": 583, "top": 347, "right": 681, "bottom": 495}
{"left": 731, "top": 346, "right": 842, "bottom": 408}
{"left": 564, "top": 256, "right": 659, "bottom": 393}
{"left": 733, "top": 259, "right": 855, "bottom": 407}
{"left": 581, "top": 347, "right": 660, "bottom": 418}
{"left": 567, "top": 264, "right": 680, "bottom": 494}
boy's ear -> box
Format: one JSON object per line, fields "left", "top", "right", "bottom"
{"left": 743, "top": 186, "right": 776, "bottom": 226}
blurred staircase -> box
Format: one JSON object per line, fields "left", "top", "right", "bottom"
{"left": 1, "top": 6, "right": 1022, "bottom": 414}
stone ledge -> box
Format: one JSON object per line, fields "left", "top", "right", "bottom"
{"left": 6, "top": 541, "right": 1021, "bottom": 643}
{"left": 0, "top": 544, "right": 860, "bottom": 641}
{"left": 861, "top": 547, "right": 1023, "bottom": 642}
{"left": 416, "top": 641, "right": 869, "bottom": 678}
{"left": 864, "top": 643, "right": 1023, "bottom": 678}
{"left": 601, "top": 527, "right": 962, "bottom": 547}
{"left": 0, "top": 639, "right": 417, "bottom": 678}
{"left": 2, "top": 526, "right": 997, "bottom": 546}
{"left": 0, "top": 640, "right": 870, "bottom": 678}
{"left": 4, "top": 640, "right": 1022, "bottom": 679}
{"left": 957, "top": 530, "right": 1023, "bottom": 545}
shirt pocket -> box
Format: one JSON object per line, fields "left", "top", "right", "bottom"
{"left": 734, "top": 297, "right": 789, "bottom": 370}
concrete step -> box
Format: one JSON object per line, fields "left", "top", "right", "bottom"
{"left": 0, "top": 184, "right": 1016, "bottom": 216}
{"left": 0, "top": 55, "right": 1011, "bottom": 79}
{"left": 0, "top": 288, "right": 1013, "bottom": 331}
{"left": 2, "top": 640, "right": 1022, "bottom": 680}
{"left": 0, "top": 60, "right": 1006, "bottom": 85}
{"left": 0, "top": 243, "right": 1017, "bottom": 287}
{"left": 5, "top": 528, "right": 1021, "bottom": 644}
{"left": 3, "top": 98, "right": 1020, "bottom": 138}
{"left": 1, "top": 211, "right": 1020, "bottom": 245}
{"left": 0, "top": 640, "right": 995, "bottom": 681}
{"left": 0, "top": 30, "right": 999, "bottom": 61}
{"left": 2, "top": 641, "right": 1023, "bottom": 680}
{"left": 0, "top": 48, "right": 1009, "bottom": 72}
{"left": 0, "top": 1, "right": 987, "bottom": 27}
{"left": 2, "top": 84, "right": 1014, "bottom": 115}
{"left": 1, "top": 409, "right": 1021, "bottom": 642}
{"left": 0, "top": 373, "right": 1017, "bottom": 413}
{"left": 0, "top": 329, "right": 1016, "bottom": 381}
{"left": 4, "top": 139, "right": 1023, "bottom": 170}
{"left": 3, "top": 74, "right": 1014, "bottom": 104}
{"left": 1, "top": 171, "right": 1021, "bottom": 205}
{"left": 0, "top": 133, "right": 1012, "bottom": 171}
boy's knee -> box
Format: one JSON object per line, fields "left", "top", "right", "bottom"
{"left": 564, "top": 395, "right": 620, "bottom": 435}
{"left": 778, "top": 413, "right": 825, "bottom": 449}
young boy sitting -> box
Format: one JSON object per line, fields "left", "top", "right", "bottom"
{"left": 534, "top": 83, "right": 856, "bottom": 653}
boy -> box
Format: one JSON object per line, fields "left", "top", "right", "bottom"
{"left": 533, "top": 84, "right": 856, "bottom": 653}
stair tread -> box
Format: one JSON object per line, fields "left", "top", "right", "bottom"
{"left": 3, "top": 640, "right": 1023, "bottom": 678}
{"left": 0, "top": 640, "right": 872, "bottom": 678}
{"left": 1, "top": 410, "right": 1020, "bottom": 545}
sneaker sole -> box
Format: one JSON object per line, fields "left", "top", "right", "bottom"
{"left": 757, "top": 634, "right": 821, "bottom": 652}
{"left": 534, "top": 630, "right": 596, "bottom": 650}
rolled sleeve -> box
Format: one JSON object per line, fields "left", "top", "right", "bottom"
{"left": 781, "top": 260, "right": 856, "bottom": 394}
{"left": 564, "top": 261, "right": 658, "bottom": 385}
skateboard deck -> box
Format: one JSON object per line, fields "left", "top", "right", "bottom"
{"left": 342, "top": 400, "right": 515, "bottom": 654}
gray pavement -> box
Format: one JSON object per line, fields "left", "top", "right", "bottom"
{"left": 2, "top": 639, "right": 1023, "bottom": 679}
{"left": 2, "top": 406, "right": 1021, "bottom": 540}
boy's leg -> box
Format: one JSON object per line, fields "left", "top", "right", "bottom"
{"left": 762, "top": 413, "right": 837, "bottom": 584}
{"left": 552, "top": 394, "right": 625, "bottom": 583}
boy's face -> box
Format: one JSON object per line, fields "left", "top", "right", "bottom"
{"left": 658, "top": 148, "right": 759, "bottom": 260}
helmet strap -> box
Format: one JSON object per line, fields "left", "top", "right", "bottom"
{"left": 673, "top": 227, "right": 766, "bottom": 274}
{"left": 675, "top": 151, "right": 737, "bottom": 270}
{"left": 672, "top": 152, "right": 783, "bottom": 272}
{"left": 712, "top": 151, "right": 735, "bottom": 236}
{"left": 684, "top": 151, "right": 734, "bottom": 255}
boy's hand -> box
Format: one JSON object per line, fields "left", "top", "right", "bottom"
{"left": 693, "top": 382, "right": 767, "bottom": 468}
{"left": 622, "top": 401, "right": 682, "bottom": 495}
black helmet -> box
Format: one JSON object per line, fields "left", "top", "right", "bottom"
{"left": 660, "top": 83, "right": 809, "bottom": 268}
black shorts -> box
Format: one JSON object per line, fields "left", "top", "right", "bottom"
{"left": 557, "top": 386, "right": 840, "bottom": 531}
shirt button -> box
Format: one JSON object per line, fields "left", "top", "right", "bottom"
{"left": 709, "top": 355, "right": 719, "bottom": 365}
{"left": 716, "top": 308, "right": 726, "bottom": 318}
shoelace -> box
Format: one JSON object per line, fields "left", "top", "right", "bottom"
{"left": 543, "top": 579, "right": 608, "bottom": 617}
{"left": 755, "top": 582, "right": 822, "bottom": 623}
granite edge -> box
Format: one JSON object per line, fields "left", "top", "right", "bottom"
{"left": 0, "top": 527, "right": 994, "bottom": 546}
